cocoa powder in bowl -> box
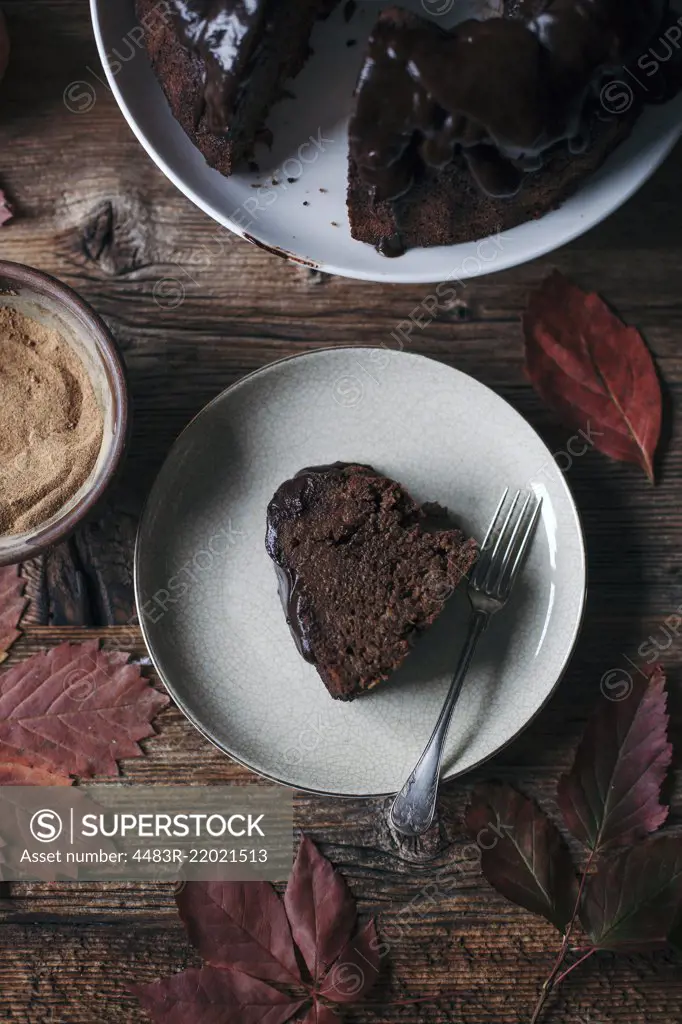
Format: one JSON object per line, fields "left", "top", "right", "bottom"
{"left": 0, "top": 306, "right": 104, "bottom": 535}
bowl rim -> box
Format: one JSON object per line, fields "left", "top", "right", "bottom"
{"left": 0, "top": 259, "right": 129, "bottom": 565}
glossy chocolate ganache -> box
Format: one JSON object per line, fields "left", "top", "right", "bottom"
{"left": 349, "top": 0, "right": 670, "bottom": 249}
{"left": 167, "top": 0, "right": 338, "bottom": 135}
{"left": 168, "top": 1, "right": 269, "bottom": 132}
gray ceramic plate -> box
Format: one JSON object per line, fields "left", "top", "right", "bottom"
{"left": 135, "top": 348, "right": 586, "bottom": 796}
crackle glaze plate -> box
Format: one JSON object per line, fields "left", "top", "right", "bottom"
{"left": 91, "top": 0, "right": 682, "bottom": 284}
{"left": 135, "top": 348, "right": 586, "bottom": 797}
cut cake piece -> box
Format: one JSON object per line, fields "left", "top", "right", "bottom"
{"left": 136, "top": 0, "right": 339, "bottom": 176}
{"left": 265, "top": 462, "right": 478, "bottom": 700}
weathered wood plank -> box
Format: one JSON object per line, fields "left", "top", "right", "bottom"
{"left": 0, "top": 920, "right": 681, "bottom": 1023}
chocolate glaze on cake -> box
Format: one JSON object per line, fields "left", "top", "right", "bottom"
{"left": 169, "top": 1, "right": 270, "bottom": 133}
{"left": 348, "top": 0, "right": 673, "bottom": 255}
{"left": 266, "top": 463, "right": 478, "bottom": 701}
{"left": 138, "top": 0, "right": 338, "bottom": 175}
{"left": 138, "top": 0, "right": 681, "bottom": 256}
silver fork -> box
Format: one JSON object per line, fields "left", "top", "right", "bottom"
{"left": 390, "top": 488, "right": 543, "bottom": 838}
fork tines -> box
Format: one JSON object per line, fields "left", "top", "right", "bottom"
{"left": 471, "top": 489, "right": 542, "bottom": 599}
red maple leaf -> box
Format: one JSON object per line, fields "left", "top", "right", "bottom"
{"left": 0, "top": 639, "right": 169, "bottom": 777}
{"left": 133, "top": 837, "right": 381, "bottom": 1023}
{"left": 0, "top": 762, "right": 73, "bottom": 786}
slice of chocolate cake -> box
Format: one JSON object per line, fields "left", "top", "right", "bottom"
{"left": 347, "top": 1, "right": 670, "bottom": 255}
{"left": 266, "top": 463, "right": 477, "bottom": 701}
{"left": 137, "top": 0, "right": 339, "bottom": 176}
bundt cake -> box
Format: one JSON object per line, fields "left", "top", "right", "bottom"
{"left": 137, "top": 0, "right": 678, "bottom": 255}
{"left": 265, "top": 463, "right": 478, "bottom": 700}
{"left": 348, "top": 0, "right": 677, "bottom": 254}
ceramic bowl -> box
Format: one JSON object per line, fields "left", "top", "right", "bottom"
{"left": 0, "top": 261, "right": 128, "bottom": 566}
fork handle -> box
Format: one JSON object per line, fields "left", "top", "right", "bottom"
{"left": 390, "top": 610, "right": 489, "bottom": 837}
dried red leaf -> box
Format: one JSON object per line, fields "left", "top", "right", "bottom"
{"left": 318, "top": 920, "right": 380, "bottom": 1004}
{"left": 524, "top": 270, "right": 662, "bottom": 481}
{"left": 0, "top": 565, "right": 28, "bottom": 664}
{"left": 284, "top": 836, "right": 357, "bottom": 981}
{"left": 0, "top": 639, "right": 169, "bottom": 777}
{"left": 132, "top": 967, "right": 305, "bottom": 1024}
{"left": 301, "top": 1003, "right": 341, "bottom": 1024}
{"left": 557, "top": 666, "right": 671, "bottom": 853}
{"left": 0, "top": 761, "right": 71, "bottom": 785}
{"left": 137, "top": 837, "right": 381, "bottom": 1024}
{"left": 580, "top": 836, "right": 682, "bottom": 950}
{"left": 176, "top": 881, "right": 301, "bottom": 985}
{"left": 466, "top": 782, "right": 577, "bottom": 932}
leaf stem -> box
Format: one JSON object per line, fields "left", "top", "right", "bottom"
{"left": 554, "top": 948, "right": 596, "bottom": 987}
{"left": 529, "top": 847, "right": 596, "bottom": 1024}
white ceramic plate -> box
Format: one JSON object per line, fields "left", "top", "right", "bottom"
{"left": 91, "top": 0, "right": 682, "bottom": 284}
{"left": 135, "top": 348, "right": 586, "bottom": 796}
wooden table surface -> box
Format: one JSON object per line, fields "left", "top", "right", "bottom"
{"left": 2, "top": 2, "right": 682, "bottom": 1021}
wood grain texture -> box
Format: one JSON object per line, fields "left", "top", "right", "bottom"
{"left": 1, "top": 0, "right": 682, "bottom": 1020}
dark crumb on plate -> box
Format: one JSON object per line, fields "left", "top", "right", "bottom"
{"left": 319, "top": 187, "right": 328, "bottom": 193}
{"left": 288, "top": 177, "right": 297, "bottom": 183}
{"left": 331, "top": 221, "right": 339, "bottom": 226}
{"left": 303, "top": 201, "right": 310, "bottom": 206}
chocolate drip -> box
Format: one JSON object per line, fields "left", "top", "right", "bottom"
{"left": 265, "top": 463, "right": 373, "bottom": 662}
{"left": 349, "top": 1, "right": 669, "bottom": 212}
{"left": 170, "top": 0, "right": 270, "bottom": 132}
